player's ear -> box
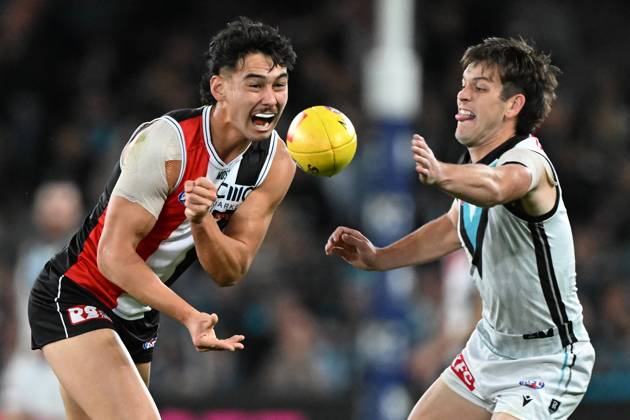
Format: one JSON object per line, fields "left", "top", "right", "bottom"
{"left": 210, "top": 75, "right": 225, "bottom": 102}
{"left": 506, "top": 93, "right": 526, "bottom": 118}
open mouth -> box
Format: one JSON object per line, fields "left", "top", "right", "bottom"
{"left": 251, "top": 112, "right": 276, "bottom": 130}
{"left": 455, "top": 109, "right": 476, "bottom": 122}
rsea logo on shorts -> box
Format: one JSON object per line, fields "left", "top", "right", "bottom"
{"left": 67, "top": 305, "right": 112, "bottom": 325}
{"left": 450, "top": 353, "right": 476, "bottom": 391}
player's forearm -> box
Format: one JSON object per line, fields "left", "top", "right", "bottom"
{"left": 190, "top": 216, "right": 250, "bottom": 286}
{"left": 437, "top": 163, "right": 506, "bottom": 207}
{"left": 97, "top": 249, "right": 199, "bottom": 325}
{"left": 376, "top": 214, "right": 461, "bottom": 270}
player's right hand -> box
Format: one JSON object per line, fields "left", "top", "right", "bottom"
{"left": 186, "top": 312, "right": 245, "bottom": 352}
{"left": 325, "top": 226, "right": 380, "bottom": 270}
{"left": 184, "top": 177, "right": 217, "bottom": 224}
{"left": 411, "top": 134, "right": 443, "bottom": 185}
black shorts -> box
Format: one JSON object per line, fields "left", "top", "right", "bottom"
{"left": 28, "top": 262, "right": 160, "bottom": 363}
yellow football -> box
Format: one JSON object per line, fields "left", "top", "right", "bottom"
{"left": 286, "top": 106, "right": 357, "bottom": 177}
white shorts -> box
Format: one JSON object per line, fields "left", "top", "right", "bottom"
{"left": 440, "top": 329, "right": 595, "bottom": 419}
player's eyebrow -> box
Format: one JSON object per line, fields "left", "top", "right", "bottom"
{"left": 243, "top": 73, "right": 267, "bottom": 81}
{"left": 243, "top": 72, "right": 289, "bottom": 81}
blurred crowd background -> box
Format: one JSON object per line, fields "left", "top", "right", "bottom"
{"left": 1, "top": 0, "right": 630, "bottom": 419}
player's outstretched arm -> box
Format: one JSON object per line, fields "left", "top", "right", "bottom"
{"left": 99, "top": 196, "right": 245, "bottom": 351}
{"left": 187, "top": 138, "right": 296, "bottom": 286}
{"left": 325, "top": 227, "right": 380, "bottom": 270}
{"left": 326, "top": 202, "right": 462, "bottom": 271}
{"left": 411, "top": 134, "right": 533, "bottom": 207}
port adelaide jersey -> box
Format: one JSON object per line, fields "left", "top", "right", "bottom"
{"left": 49, "top": 106, "right": 278, "bottom": 319}
{"left": 457, "top": 135, "right": 588, "bottom": 351}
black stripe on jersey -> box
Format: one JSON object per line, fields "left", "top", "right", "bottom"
{"left": 458, "top": 205, "right": 489, "bottom": 277}
{"left": 529, "top": 222, "right": 577, "bottom": 347}
{"left": 49, "top": 163, "right": 121, "bottom": 275}
{"left": 502, "top": 150, "right": 561, "bottom": 223}
{"left": 504, "top": 186, "right": 560, "bottom": 222}
{"left": 235, "top": 136, "right": 272, "bottom": 185}
{"left": 164, "top": 247, "right": 199, "bottom": 287}
{"left": 459, "top": 208, "right": 475, "bottom": 256}
{"left": 165, "top": 107, "right": 205, "bottom": 122}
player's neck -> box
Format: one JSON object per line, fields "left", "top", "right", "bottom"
{"left": 209, "top": 105, "right": 251, "bottom": 164}
{"left": 468, "top": 126, "right": 517, "bottom": 162}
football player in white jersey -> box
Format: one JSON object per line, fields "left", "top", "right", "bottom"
{"left": 30, "top": 17, "right": 297, "bottom": 419}
{"left": 326, "top": 37, "right": 594, "bottom": 420}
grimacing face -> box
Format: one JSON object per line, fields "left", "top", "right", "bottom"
{"left": 219, "top": 52, "right": 289, "bottom": 141}
{"left": 454, "top": 63, "right": 514, "bottom": 149}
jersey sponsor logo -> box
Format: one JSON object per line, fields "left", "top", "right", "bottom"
{"left": 519, "top": 379, "right": 545, "bottom": 389}
{"left": 216, "top": 183, "right": 254, "bottom": 203}
{"left": 67, "top": 305, "right": 112, "bottom": 325}
{"left": 523, "top": 328, "right": 554, "bottom": 340}
{"left": 548, "top": 398, "right": 561, "bottom": 413}
{"left": 450, "top": 353, "right": 476, "bottom": 391}
{"left": 143, "top": 336, "right": 158, "bottom": 350}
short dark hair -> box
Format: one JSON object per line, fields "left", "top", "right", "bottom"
{"left": 461, "top": 37, "right": 560, "bottom": 135}
{"left": 200, "top": 17, "right": 297, "bottom": 105}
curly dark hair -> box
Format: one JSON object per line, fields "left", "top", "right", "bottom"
{"left": 461, "top": 37, "right": 560, "bottom": 135}
{"left": 199, "top": 17, "right": 297, "bottom": 105}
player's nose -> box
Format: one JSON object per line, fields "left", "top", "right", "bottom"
{"left": 260, "top": 85, "right": 278, "bottom": 106}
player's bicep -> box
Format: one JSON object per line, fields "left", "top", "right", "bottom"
{"left": 102, "top": 196, "right": 158, "bottom": 247}
{"left": 490, "top": 162, "right": 534, "bottom": 203}
{"left": 497, "top": 148, "right": 552, "bottom": 193}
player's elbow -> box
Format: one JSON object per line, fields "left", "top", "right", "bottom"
{"left": 209, "top": 270, "right": 243, "bottom": 287}
{"left": 97, "top": 242, "right": 119, "bottom": 283}
{"left": 214, "top": 274, "right": 240, "bottom": 287}
{"left": 201, "top": 261, "right": 248, "bottom": 287}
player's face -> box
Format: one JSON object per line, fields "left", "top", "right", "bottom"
{"left": 221, "top": 52, "right": 289, "bottom": 141}
{"left": 455, "top": 63, "right": 513, "bottom": 149}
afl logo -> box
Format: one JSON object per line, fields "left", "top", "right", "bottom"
{"left": 178, "top": 191, "right": 186, "bottom": 204}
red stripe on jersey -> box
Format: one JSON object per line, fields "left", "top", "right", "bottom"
{"left": 63, "top": 113, "right": 212, "bottom": 310}
{"left": 137, "top": 116, "right": 210, "bottom": 258}
{"left": 64, "top": 209, "right": 122, "bottom": 308}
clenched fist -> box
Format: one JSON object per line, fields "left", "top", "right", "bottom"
{"left": 184, "top": 177, "right": 217, "bottom": 224}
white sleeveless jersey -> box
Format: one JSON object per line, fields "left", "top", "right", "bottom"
{"left": 457, "top": 135, "right": 589, "bottom": 357}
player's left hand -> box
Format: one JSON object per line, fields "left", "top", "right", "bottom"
{"left": 184, "top": 177, "right": 217, "bottom": 224}
{"left": 411, "top": 134, "right": 443, "bottom": 185}
{"left": 187, "top": 312, "right": 245, "bottom": 352}
{"left": 325, "top": 226, "right": 381, "bottom": 270}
